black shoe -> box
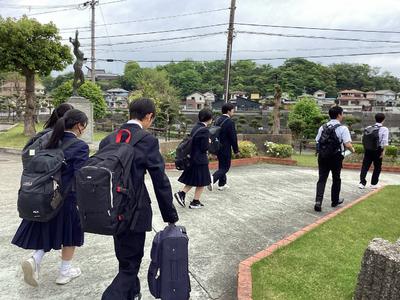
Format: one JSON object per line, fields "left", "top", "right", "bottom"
{"left": 314, "top": 201, "right": 322, "bottom": 212}
{"left": 331, "top": 198, "right": 344, "bottom": 207}
{"left": 133, "top": 293, "right": 142, "bottom": 300}
{"left": 189, "top": 200, "right": 204, "bottom": 209}
{"left": 174, "top": 191, "right": 186, "bottom": 207}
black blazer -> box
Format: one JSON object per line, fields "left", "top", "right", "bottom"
{"left": 216, "top": 115, "right": 239, "bottom": 154}
{"left": 99, "top": 123, "right": 179, "bottom": 232}
{"left": 190, "top": 122, "right": 210, "bottom": 166}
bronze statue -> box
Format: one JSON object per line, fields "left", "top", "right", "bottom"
{"left": 69, "top": 30, "right": 85, "bottom": 96}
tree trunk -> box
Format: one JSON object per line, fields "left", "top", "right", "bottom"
{"left": 23, "top": 71, "right": 36, "bottom": 136}
{"left": 272, "top": 95, "right": 281, "bottom": 134}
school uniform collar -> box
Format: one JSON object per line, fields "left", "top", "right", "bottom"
{"left": 64, "top": 131, "right": 77, "bottom": 137}
{"left": 328, "top": 119, "right": 341, "bottom": 125}
{"left": 222, "top": 114, "right": 230, "bottom": 118}
{"left": 127, "top": 119, "right": 143, "bottom": 129}
{"left": 197, "top": 122, "right": 206, "bottom": 127}
{"left": 375, "top": 123, "right": 383, "bottom": 127}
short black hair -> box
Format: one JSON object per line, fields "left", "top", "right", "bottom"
{"left": 222, "top": 103, "right": 235, "bottom": 114}
{"left": 129, "top": 98, "right": 156, "bottom": 120}
{"left": 198, "top": 108, "right": 213, "bottom": 122}
{"left": 375, "top": 113, "right": 385, "bottom": 123}
{"left": 328, "top": 106, "right": 343, "bottom": 119}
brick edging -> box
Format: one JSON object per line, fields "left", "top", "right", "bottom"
{"left": 237, "top": 187, "right": 385, "bottom": 300}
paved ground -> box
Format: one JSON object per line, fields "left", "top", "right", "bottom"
{"left": 0, "top": 152, "right": 399, "bottom": 300}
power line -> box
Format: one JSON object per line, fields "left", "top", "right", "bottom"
{"left": 64, "top": 23, "right": 227, "bottom": 40}
{"left": 237, "top": 31, "right": 400, "bottom": 44}
{"left": 236, "top": 22, "right": 400, "bottom": 34}
{"left": 58, "top": 7, "right": 230, "bottom": 31}
{"left": 99, "top": 5, "right": 116, "bottom": 66}
{"left": 0, "top": 3, "right": 80, "bottom": 9}
{"left": 89, "top": 31, "right": 225, "bottom": 47}
{"left": 93, "top": 50, "right": 400, "bottom": 63}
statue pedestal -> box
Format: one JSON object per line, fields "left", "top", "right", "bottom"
{"left": 67, "top": 96, "right": 93, "bottom": 144}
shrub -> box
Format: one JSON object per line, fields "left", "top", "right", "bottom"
{"left": 385, "top": 146, "right": 398, "bottom": 158}
{"left": 265, "top": 141, "right": 293, "bottom": 158}
{"left": 164, "top": 150, "right": 176, "bottom": 163}
{"left": 353, "top": 144, "right": 364, "bottom": 154}
{"left": 237, "top": 141, "right": 258, "bottom": 158}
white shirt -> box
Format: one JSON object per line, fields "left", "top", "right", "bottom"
{"left": 374, "top": 123, "right": 389, "bottom": 147}
{"left": 315, "top": 119, "right": 352, "bottom": 152}
{"left": 127, "top": 119, "right": 143, "bottom": 129}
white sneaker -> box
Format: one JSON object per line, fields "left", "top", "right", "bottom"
{"left": 218, "top": 184, "right": 230, "bottom": 191}
{"left": 358, "top": 183, "right": 366, "bottom": 189}
{"left": 56, "top": 267, "right": 81, "bottom": 285}
{"left": 207, "top": 183, "right": 214, "bottom": 191}
{"left": 21, "top": 257, "right": 39, "bottom": 287}
{"left": 370, "top": 184, "right": 379, "bottom": 190}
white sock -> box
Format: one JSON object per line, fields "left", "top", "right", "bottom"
{"left": 32, "top": 250, "right": 45, "bottom": 267}
{"left": 60, "top": 260, "right": 71, "bottom": 273}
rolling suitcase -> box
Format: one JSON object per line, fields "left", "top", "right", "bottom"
{"left": 148, "top": 225, "right": 190, "bottom": 300}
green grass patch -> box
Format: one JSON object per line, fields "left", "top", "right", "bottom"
{"left": 93, "top": 130, "right": 110, "bottom": 142}
{"left": 292, "top": 153, "right": 318, "bottom": 168}
{"left": 252, "top": 186, "right": 400, "bottom": 300}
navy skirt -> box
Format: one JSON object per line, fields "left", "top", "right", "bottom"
{"left": 178, "top": 163, "right": 211, "bottom": 187}
{"left": 12, "top": 196, "right": 84, "bottom": 252}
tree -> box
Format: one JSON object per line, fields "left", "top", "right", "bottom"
{"left": 272, "top": 84, "right": 282, "bottom": 134}
{"left": 52, "top": 81, "right": 107, "bottom": 119}
{"left": 120, "top": 61, "right": 142, "bottom": 91}
{"left": 0, "top": 16, "right": 72, "bottom": 136}
{"left": 288, "top": 119, "right": 306, "bottom": 153}
{"left": 289, "top": 97, "right": 327, "bottom": 139}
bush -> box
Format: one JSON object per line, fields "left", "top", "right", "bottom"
{"left": 164, "top": 150, "right": 176, "bottom": 163}
{"left": 265, "top": 141, "right": 293, "bottom": 158}
{"left": 237, "top": 141, "right": 258, "bottom": 158}
{"left": 386, "top": 145, "right": 398, "bottom": 158}
{"left": 354, "top": 144, "right": 364, "bottom": 154}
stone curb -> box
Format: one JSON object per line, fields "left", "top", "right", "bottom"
{"left": 0, "top": 147, "right": 21, "bottom": 155}
{"left": 236, "top": 187, "right": 385, "bottom": 300}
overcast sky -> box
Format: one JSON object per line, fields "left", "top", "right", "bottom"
{"left": 3, "top": 0, "right": 400, "bottom": 76}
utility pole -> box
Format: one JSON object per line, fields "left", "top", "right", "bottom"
{"left": 90, "top": 0, "right": 98, "bottom": 83}
{"left": 223, "top": 0, "right": 236, "bottom": 103}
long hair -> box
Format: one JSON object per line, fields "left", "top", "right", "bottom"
{"left": 44, "top": 103, "right": 74, "bottom": 129}
{"left": 46, "top": 109, "right": 88, "bottom": 149}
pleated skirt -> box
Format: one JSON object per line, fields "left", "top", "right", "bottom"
{"left": 178, "top": 163, "right": 211, "bottom": 187}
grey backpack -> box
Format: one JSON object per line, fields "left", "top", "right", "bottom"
{"left": 17, "top": 138, "right": 79, "bottom": 222}
{"left": 21, "top": 128, "right": 53, "bottom": 170}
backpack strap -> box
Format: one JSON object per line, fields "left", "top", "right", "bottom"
{"left": 60, "top": 137, "right": 81, "bottom": 151}
{"left": 190, "top": 126, "right": 206, "bottom": 138}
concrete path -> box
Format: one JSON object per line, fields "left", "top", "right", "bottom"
{"left": 0, "top": 152, "right": 399, "bottom": 300}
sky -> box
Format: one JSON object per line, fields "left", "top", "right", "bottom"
{"left": 3, "top": 0, "right": 400, "bottom": 76}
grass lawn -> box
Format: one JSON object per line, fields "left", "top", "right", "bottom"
{"left": 0, "top": 123, "right": 111, "bottom": 149}
{"left": 252, "top": 185, "right": 400, "bottom": 300}
{"left": 292, "top": 153, "right": 318, "bottom": 168}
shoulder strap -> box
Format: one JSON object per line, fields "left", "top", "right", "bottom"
{"left": 191, "top": 126, "right": 205, "bottom": 138}
{"left": 60, "top": 137, "right": 81, "bottom": 151}
{"left": 130, "top": 128, "right": 150, "bottom": 146}
{"left": 220, "top": 117, "right": 229, "bottom": 127}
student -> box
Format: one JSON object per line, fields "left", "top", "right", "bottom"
{"left": 12, "top": 109, "right": 89, "bottom": 286}
{"left": 174, "top": 108, "right": 213, "bottom": 209}
{"left": 359, "top": 113, "right": 389, "bottom": 189}
{"left": 23, "top": 103, "right": 74, "bottom": 151}
{"left": 211, "top": 103, "right": 239, "bottom": 191}
{"left": 101, "top": 98, "right": 179, "bottom": 300}
{"left": 314, "top": 106, "right": 355, "bottom": 212}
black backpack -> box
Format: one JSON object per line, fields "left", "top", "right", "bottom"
{"left": 148, "top": 225, "right": 190, "bottom": 300}
{"left": 208, "top": 117, "right": 229, "bottom": 155}
{"left": 362, "top": 125, "right": 380, "bottom": 151}
{"left": 75, "top": 128, "right": 149, "bottom": 236}
{"left": 21, "top": 128, "right": 53, "bottom": 170}
{"left": 17, "top": 138, "right": 80, "bottom": 222}
{"left": 174, "top": 127, "right": 204, "bottom": 171}
{"left": 317, "top": 123, "right": 342, "bottom": 159}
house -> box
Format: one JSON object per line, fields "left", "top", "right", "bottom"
{"left": 104, "top": 88, "right": 129, "bottom": 110}
{"left": 313, "top": 90, "right": 326, "bottom": 99}
{"left": 186, "top": 92, "right": 206, "bottom": 110}
{"left": 0, "top": 80, "right": 45, "bottom": 97}
{"left": 222, "top": 91, "right": 248, "bottom": 101}
{"left": 375, "top": 90, "right": 396, "bottom": 106}
{"left": 250, "top": 93, "right": 261, "bottom": 101}
{"left": 337, "top": 89, "right": 373, "bottom": 111}
{"left": 212, "top": 97, "right": 261, "bottom": 111}
{"left": 203, "top": 91, "right": 216, "bottom": 107}
{"left": 86, "top": 67, "right": 119, "bottom": 81}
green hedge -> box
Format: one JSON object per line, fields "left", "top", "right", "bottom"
{"left": 265, "top": 141, "right": 293, "bottom": 158}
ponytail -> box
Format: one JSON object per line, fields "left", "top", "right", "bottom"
{"left": 45, "top": 109, "right": 88, "bottom": 149}
{"left": 46, "top": 117, "right": 66, "bottom": 149}
{"left": 44, "top": 103, "right": 74, "bottom": 129}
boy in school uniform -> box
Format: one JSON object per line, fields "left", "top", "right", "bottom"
{"left": 314, "top": 106, "right": 355, "bottom": 212}
{"left": 100, "top": 98, "right": 179, "bottom": 300}
{"left": 359, "top": 113, "right": 390, "bottom": 189}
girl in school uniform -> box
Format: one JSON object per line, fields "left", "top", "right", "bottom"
{"left": 12, "top": 109, "right": 89, "bottom": 287}
{"left": 174, "top": 108, "right": 213, "bottom": 209}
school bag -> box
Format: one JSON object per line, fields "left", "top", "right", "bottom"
{"left": 317, "top": 123, "right": 342, "bottom": 159}
{"left": 362, "top": 125, "right": 380, "bottom": 151}
{"left": 75, "top": 128, "right": 149, "bottom": 236}
{"left": 174, "top": 127, "right": 205, "bottom": 171}
{"left": 208, "top": 117, "right": 229, "bottom": 155}
{"left": 17, "top": 137, "right": 80, "bottom": 222}
{"left": 21, "top": 128, "right": 53, "bottom": 170}
{"left": 148, "top": 224, "right": 190, "bottom": 300}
